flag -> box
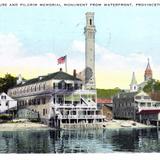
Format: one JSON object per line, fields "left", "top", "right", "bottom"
{"left": 57, "top": 55, "right": 66, "bottom": 64}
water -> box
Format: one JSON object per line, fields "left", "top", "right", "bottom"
{"left": 0, "top": 128, "right": 160, "bottom": 153}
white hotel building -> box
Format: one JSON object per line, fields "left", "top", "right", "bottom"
{"left": 8, "top": 12, "right": 105, "bottom": 128}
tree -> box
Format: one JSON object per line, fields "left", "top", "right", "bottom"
{"left": 143, "top": 79, "right": 160, "bottom": 93}
{"left": 0, "top": 74, "right": 17, "bottom": 93}
{"left": 97, "top": 88, "right": 121, "bottom": 98}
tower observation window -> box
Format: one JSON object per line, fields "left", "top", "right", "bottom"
{"left": 90, "top": 19, "right": 92, "bottom": 25}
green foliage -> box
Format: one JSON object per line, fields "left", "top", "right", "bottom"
{"left": 0, "top": 74, "right": 17, "bottom": 93}
{"left": 0, "top": 114, "right": 12, "bottom": 120}
{"left": 97, "top": 88, "right": 121, "bottom": 98}
{"left": 143, "top": 79, "right": 160, "bottom": 93}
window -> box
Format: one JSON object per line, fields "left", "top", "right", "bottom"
{"left": 144, "top": 96, "right": 150, "bottom": 100}
{"left": 43, "top": 109, "right": 45, "bottom": 116}
{"left": 1, "top": 96, "right": 6, "bottom": 99}
{"left": 58, "top": 83, "right": 62, "bottom": 89}
{"left": 42, "top": 98, "right": 46, "bottom": 104}
{"left": 90, "top": 19, "right": 92, "bottom": 25}
{"left": 37, "top": 99, "right": 40, "bottom": 105}
{"left": 135, "top": 96, "right": 141, "bottom": 100}
{"left": 39, "top": 85, "right": 41, "bottom": 91}
{"left": 53, "top": 83, "right": 55, "bottom": 89}
{"left": 43, "top": 84, "right": 45, "bottom": 90}
{"left": 25, "top": 100, "right": 27, "bottom": 106}
{"left": 29, "top": 100, "right": 31, "bottom": 105}
{"left": 35, "top": 86, "right": 36, "bottom": 92}
{"left": 74, "top": 84, "right": 78, "bottom": 90}
{"left": 33, "top": 99, "right": 36, "bottom": 105}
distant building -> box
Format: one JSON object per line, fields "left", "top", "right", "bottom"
{"left": 0, "top": 92, "right": 17, "bottom": 114}
{"left": 97, "top": 98, "right": 113, "bottom": 120}
{"left": 113, "top": 90, "right": 160, "bottom": 125}
{"left": 113, "top": 91, "right": 137, "bottom": 120}
{"left": 129, "top": 59, "right": 153, "bottom": 92}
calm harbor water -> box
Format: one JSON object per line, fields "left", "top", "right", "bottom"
{"left": 0, "top": 128, "right": 160, "bottom": 153}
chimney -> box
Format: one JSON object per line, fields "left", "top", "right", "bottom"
{"left": 60, "top": 68, "right": 62, "bottom": 72}
{"left": 17, "top": 74, "right": 22, "bottom": 85}
{"left": 73, "top": 69, "right": 77, "bottom": 77}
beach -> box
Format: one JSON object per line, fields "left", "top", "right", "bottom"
{"left": 0, "top": 119, "right": 49, "bottom": 131}
{"left": 61, "top": 119, "right": 155, "bottom": 129}
{"left": 103, "top": 119, "right": 154, "bottom": 129}
{"left": 0, "top": 119, "right": 155, "bottom": 131}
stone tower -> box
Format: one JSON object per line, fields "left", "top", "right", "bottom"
{"left": 130, "top": 72, "right": 138, "bottom": 92}
{"left": 84, "top": 12, "right": 96, "bottom": 89}
{"left": 144, "top": 58, "right": 152, "bottom": 81}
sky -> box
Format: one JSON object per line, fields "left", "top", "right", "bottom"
{"left": 0, "top": 6, "right": 160, "bottom": 89}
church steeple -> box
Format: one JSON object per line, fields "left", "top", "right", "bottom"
{"left": 130, "top": 72, "right": 138, "bottom": 92}
{"left": 144, "top": 58, "right": 152, "bottom": 81}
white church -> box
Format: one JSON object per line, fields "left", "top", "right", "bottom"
{"left": 130, "top": 59, "right": 153, "bottom": 92}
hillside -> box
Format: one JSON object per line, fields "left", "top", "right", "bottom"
{"left": 96, "top": 88, "right": 121, "bottom": 98}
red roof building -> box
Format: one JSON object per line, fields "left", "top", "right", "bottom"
{"left": 97, "top": 98, "right": 112, "bottom": 104}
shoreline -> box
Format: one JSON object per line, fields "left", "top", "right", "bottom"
{"left": 0, "top": 119, "right": 156, "bottom": 131}
{"left": 61, "top": 119, "right": 156, "bottom": 130}
{"left": 0, "top": 120, "right": 50, "bottom": 131}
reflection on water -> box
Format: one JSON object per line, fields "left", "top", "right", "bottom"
{"left": 0, "top": 128, "right": 160, "bottom": 153}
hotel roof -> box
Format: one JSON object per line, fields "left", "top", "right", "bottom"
{"left": 15, "top": 71, "right": 82, "bottom": 88}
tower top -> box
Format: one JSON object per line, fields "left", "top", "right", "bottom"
{"left": 85, "top": 12, "right": 95, "bottom": 29}
{"left": 145, "top": 58, "right": 151, "bottom": 71}
{"left": 144, "top": 58, "right": 152, "bottom": 81}
{"left": 130, "top": 72, "right": 137, "bottom": 85}
{"left": 85, "top": 12, "right": 94, "bottom": 16}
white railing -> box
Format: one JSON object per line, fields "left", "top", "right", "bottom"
{"left": 73, "top": 89, "right": 96, "bottom": 95}
{"left": 138, "top": 107, "right": 160, "bottom": 113}
{"left": 58, "top": 115, "right": 105, "bottom": 119}
{"left": 54, "top": 104, "right": 97, "bottom": 109}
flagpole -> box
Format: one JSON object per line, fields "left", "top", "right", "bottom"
{"left": 65, "top": 55, "right": 67, "bottom": 73}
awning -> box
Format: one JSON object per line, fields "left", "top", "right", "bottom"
{"left": 138, "top": 109, "right": 160, "bottom": 114}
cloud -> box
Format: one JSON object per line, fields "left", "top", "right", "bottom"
{"left": 0, "top": 34, "right": 158, "bottom": 89}
{"left": 0, "top": 33, "right": 59, "bottom": 77}
{"left": 70, "top": 40, "right": 149, "bottom": 71}
{"left": 71, "top": 40, "right": 85, "bottom": 53}
{"left": 69, "top": 40, "right": 160, "bottom": 89}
